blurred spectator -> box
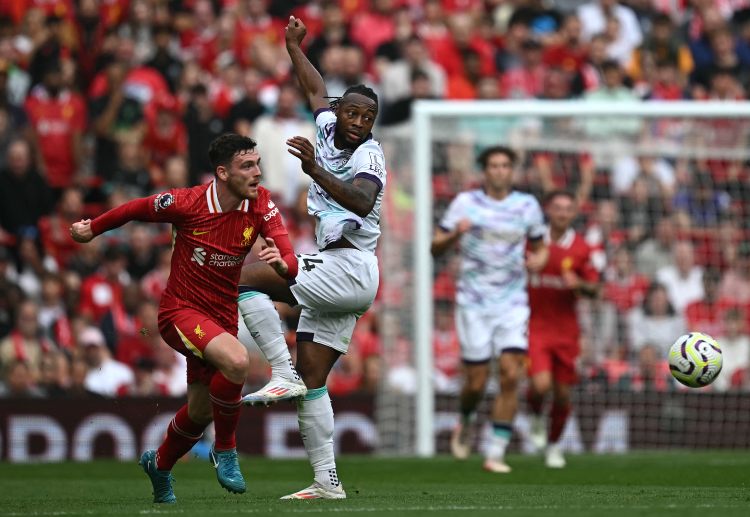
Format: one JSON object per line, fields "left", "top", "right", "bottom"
{"left": 350, "top": 0, "right": 396, "bottom": 60}
{"left": 0, "top": 137, "right": 53, "bottom": 238}
{"left": 635, "top": 216, "right": 676, "bottom": 278}
{"left": 673, "top": 169, "right": 731, "bottom": 228}
{"left": 627, "top": 283, "right": 685, "bottom": 353}
{"left": 306, "top": 1, "right": 353, "bottom": 72}
{"left": 251, "top": 82, "right": 314, "bottom": 207}
{"left": 612, "top": 154, "right": 676, "bottom": 198}
{"left": 0, "top": 359, "right": 45, "bottom": 397}
{"left": 500, "top": 38, "right": 547, "bottom": 99}
{"left": 15, "top": 232, "right": 58, "bottom": 300}
{"left": 619, "top": 176, "right": 664, "bottom": 245}
{"left": 233, "top": 0, "right": 285, "bottom": 69}
{"left": 429, "top": 12, "right": 493, "bottom": 80}
{"left": 178, "top": 0, "right": 219, "bottom": 72}
{"left": 692, "top": 27, "right": 743, "bottom": 92}
{"left": 152, "top": 337, "right": 187, "bottom": 396}
{"left": 37, "top": 186, "right": 84, "bottom": 268}
{"left": 715, "top": 307, "right": 750, "bottom": 391}
{"left": 601, "top": 247, "right": 650, "bottom": 346}
{"left": 577, "top": 0, "right": 643, "bottom": 61}
{"left": 38, "top": 349, "right": 70, "bottom": 396}
{"left": 225, "top": 68, "right": 265, "bottom": 137}
{"left": 163, "top": 155, "right": 189, "bottom": 189}
{"left": 145, "top": 24, "right": 183, "bottom": 93}
{"left": 37, "top": 272, "right": 72, "bottom": 348}
{"left": 0, "top": 248, "right": 23, "bottom": 338}
{"left": 433, "top": 301, "right": 461, "bottom": 394}
{"left": 325, "top": 45, "right": 374, "bottom": 98}
{"left": 0, "top": 299, "right": 51, "bottom": 380}
{"left": 79, "top": 325, "right": 133, "bottom": 397}
{"left": 0, "top": 59, "right": 28, "bottom": 130}
{"left": 628, "top": 344, "right": 671, "bottom": 391}
{"left": 67, "top": 235, "right": 102, "bottom": 279}
{"left": 719, "top": 243, "right": 750, "bottom": 304}
{"left": 684, "top": 268, "right": 732, "bottom": 337}
{"left": 585, "top": 199, "right": 626, "bottom": 258}
{"left": 126, "top": 225, "right": 157, "bottom": 280}
{"left": 143, "top": 93, "right": 187, "bottom": 179}
{"left": 113, "top": 298, "right": 160, "bottom": 368}
{"left": 644, "top": 61, "right": 688, "bottom": 100}
{"left": 628, "top": 13, "right": 693, "bottom": 84}
{"left": 23, "top": 60, "right": 86, "bottom": 191}
{"left": 108, "top": 131, "right": 152, "bottom": 197}
{"left": 583, "top": 60, "right": 641, "bottom": 136}
{"left": 89, "top": 56, "right": 144, "bottom": 179}
{"left": 328, "top": 347, "right": 363, "bottom": 396}
{"left": 380, "top": 36, "right": 445, "bottom": 105}
{"left": 28, "top": 14, "right": 72, "bottom": 88}
{"left": 100, "top": 282, "right": 142, "bottom": 356}
{"left": 78, "top": 245, "right": 129, "bottom": 324}
{"left": 656, "top": 241, "right": 704, "bottom": 314}
{"left": 116, "top": 356, "right": 169, "bottom": 396}
{"left": 141, "top": 246, "right": 171, "bottom": 302}
{"left": 184, "top": 83, "right": 224, "bottom": 185}
{"left": 380, "top": 69, "right": 434, "bottom": 127}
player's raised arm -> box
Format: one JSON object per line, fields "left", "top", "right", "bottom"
{"left": 285, "top": 16, "right": 329, "bottom": 114}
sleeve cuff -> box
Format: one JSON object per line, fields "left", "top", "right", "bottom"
{"left": 354, "top": 172, "right": 383, "bottom": 191}
{"left": 314, "top": 108, "right": 332, "bottom": 120}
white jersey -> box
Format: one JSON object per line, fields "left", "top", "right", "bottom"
{"left": 307, "top": 109, "right": 386, "bottom": 253}
{"left": 440, "top": 189, "right": 545, "bottom": 309}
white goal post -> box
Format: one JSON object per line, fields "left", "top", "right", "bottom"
{"left": 411, "top": 100, "right": 750, "bottom": 457}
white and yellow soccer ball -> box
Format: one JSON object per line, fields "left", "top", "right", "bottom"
{"left": 668, "top": 332, "right": 723, "bottom": 388}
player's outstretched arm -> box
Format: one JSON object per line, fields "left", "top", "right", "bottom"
{"left": 287, "top": 136, "right": 378, "bottom": 217}
{"left": 70, "top": 195, "right": 171, "bottom": 243}
{"left": 285, "top": 16, "right": 329, "bottom": 113}
{"left": 257, "top": 235, "right": 299, "bottom": 279}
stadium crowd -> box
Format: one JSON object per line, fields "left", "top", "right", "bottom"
{"left": 1, "top": 0, "right": 750, "bottom": 398}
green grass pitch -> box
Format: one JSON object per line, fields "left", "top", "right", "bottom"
{"left": 0, "top": 452, "right": 748, "bottom": 517}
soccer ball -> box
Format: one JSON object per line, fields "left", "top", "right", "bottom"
{"left": 668, "top": 332, "right": 723, "bottom": 388}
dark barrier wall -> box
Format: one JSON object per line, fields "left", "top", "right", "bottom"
{"left": 1, "top": 392, "right": 749, "bottom": 462}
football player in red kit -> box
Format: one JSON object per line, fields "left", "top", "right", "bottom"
{"left": 70, "top": 134, "right": 297, "bottom": 503}
{"left": 527, "top": 190, "right": 603, "bottom": 468}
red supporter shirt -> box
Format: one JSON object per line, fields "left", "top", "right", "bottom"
{"left": 529, "top": 228, "right": 602, "bottom": 336}
{"left": 24, "top": 87, "right": 86, "bottom": 188}
{"left": 684, "top": 299, "right": 735, "bottom": 337}
{"left": 78, "top": 273, "right": 123, "bottom": 323}
{"left": 90, "top": 182, "right": 296, "bottom": 333}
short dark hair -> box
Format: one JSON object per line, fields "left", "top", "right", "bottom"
{"left": 330, "top": 84, "right": 379, "bottom": 110}
{"left": 477, "top": 146, "right": 517, "bottom": 169}
{"left": 544, "top": 189, "right": 576, "bottom": 205}
{"left": 208, "top": 134, "right": 257, "bottom": 170}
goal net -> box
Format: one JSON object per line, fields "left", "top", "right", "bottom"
{"left": 374, "top": 101, "right": 750, "bottom": 456}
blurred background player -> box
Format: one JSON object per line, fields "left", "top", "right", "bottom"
{"left": 70, "top": 134, "right": 296, "bottom": 503}
{"left": 431, "top": 146, "right": 548, "bottom": 473}
{"left": 235, "top": 16, "right": 384, "bottom": 499}
{"left": 527, "top": 190, "right": 603, "bottom": 468}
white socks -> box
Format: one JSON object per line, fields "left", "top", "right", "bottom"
{"left": 299, "top": 387, "right": 340, "bottom": 489}
{"left": 238, "top": 291, "right": 299, "bottom": 381}
{"left": 486, "top": 421, "right": 513, "bottom": 460}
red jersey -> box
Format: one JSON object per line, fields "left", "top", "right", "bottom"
{"left": 91, "top": 182, "right": 294, "bottom": 333}
{"left": 24, "top": 87, "right": 86, "bottom": 188}
{"left": 529, "top": 229, "right": 601, "bottom": 336}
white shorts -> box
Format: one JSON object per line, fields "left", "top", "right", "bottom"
{"left": 291, "top": 248, "right": 379, "bottom": 354}
{"left": 455, "top": 305, "right": 529, "bottom": 363}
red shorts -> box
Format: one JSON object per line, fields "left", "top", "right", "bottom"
{"left": 158, "top": 308, "right": 229, "bottom": 385}
{"left": 528, "top": 330, "right": 580, "bottom": 385}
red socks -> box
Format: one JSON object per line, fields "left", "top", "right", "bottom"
{"left": 209, "top": 372, "right": 243, "bottom": 451}
{"left": 548, "top": 402, "right": 571, "bottom": 444}
{"left": 156, "top": 404, "right": 207, "bottom": 471}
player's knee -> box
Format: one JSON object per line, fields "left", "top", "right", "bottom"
{"left": 222, "top": 347, "right": 250, "bottom": 381}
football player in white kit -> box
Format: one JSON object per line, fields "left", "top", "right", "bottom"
{"left": 236, "top": 16, "right": 384, "bottom": 499}
{"left": 431, "top": 146, "right": 548, "bottom": 473}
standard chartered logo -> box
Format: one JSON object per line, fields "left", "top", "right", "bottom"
{"left": 191, "top": 247, "right": 206, "bottom": 266}
{"left": 190, "top": 247, "right": 241, "bottom": 267}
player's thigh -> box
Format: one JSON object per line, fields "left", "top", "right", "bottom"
{"left": 491, "top": 305, "right": 530, "bottom": 357}
{"left": 203, "top": 332, "right": 249, "bottom": 378}
{"left": 528, "top": 329, "right": 554, "bottom": 391}
{"left": 187, "top": 383, "right": 212, "bottom": 424}
{"left": 455, "top": 305, "right": 494, "bottom": 363}
{"left": 550, "top": 339, "right": 580, "bottom": 386}
{"left": 239, "top": 261, "right": 297, "bottom": 306}
{"left": 159, "top": 309, "right": 229, "bottom": 385}
{"left": 291, "top": 250, "right": 379, "bottom": 313}
{"left": 297, "top": 307, "right": 357, "bottom": 355}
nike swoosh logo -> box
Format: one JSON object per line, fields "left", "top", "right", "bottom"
{"left": 192, "top": 230, "right": 209, "bottom": 236}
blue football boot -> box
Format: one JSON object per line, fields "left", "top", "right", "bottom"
{"left": 210, "top": 446, "right": 246, "bottom": 494}
{"left": 139, "top": 450, "right": 176, "bottom": 504}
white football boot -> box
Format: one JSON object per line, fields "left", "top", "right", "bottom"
{"left": 545, "top": 443, "right": 566, "bottom": 469}
{"left": 241, "top": 377, "right": 307, "bottom": 406}
{"left": 450, "top": 423, "right": 471, "bottom": 460}
{"left": 280, "top": 482, "right": 347, "bottom": 500}
{"left": 482, "top": 458, "right": 512, "bottom": 473}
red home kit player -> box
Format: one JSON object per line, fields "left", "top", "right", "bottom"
{"left": 527, "top": 190, "right": 603, "bottom": 468}
{"left": 70, "top": 134, "right": 297, "bottom": 503}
